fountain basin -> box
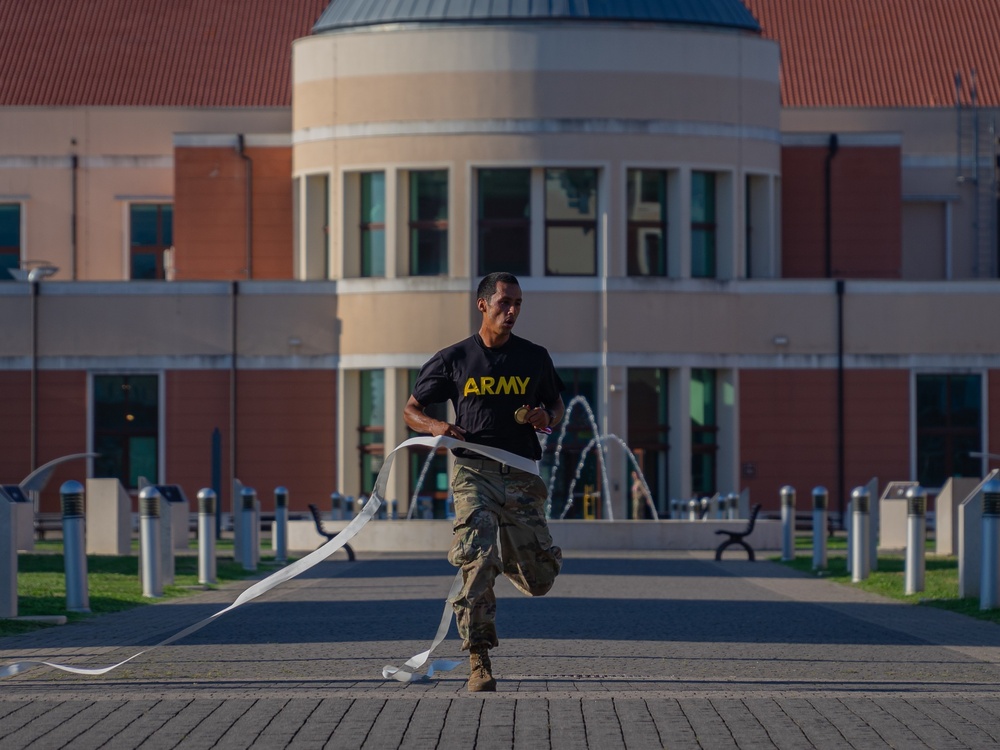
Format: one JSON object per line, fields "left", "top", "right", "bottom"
{"left": 282, "top": 518, "right": 782, "bottom": 554}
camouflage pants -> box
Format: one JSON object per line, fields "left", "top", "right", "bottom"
{"left": 448, "top": 462, "right": 562, "bottom": 651}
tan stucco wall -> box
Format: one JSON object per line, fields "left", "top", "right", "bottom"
{"left": 2, "top": 280, "right": 998, "bottom": 366}
{"left": 291, "top": 23, "right": 782, "bottom": 283}
{"left": 0, "top": 108, "right": 291, "bottom": 281}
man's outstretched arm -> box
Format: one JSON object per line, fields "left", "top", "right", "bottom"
{"left": 403, "top": 395, "right": 467, "bottom": 439}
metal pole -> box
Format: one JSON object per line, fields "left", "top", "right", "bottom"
{"left": 780, "top": 485, "right": 796, "bottom": 562}
{"left": 905, "top": 486, "right": 926, "bottom": 595}
{"left": 139, "top": 486, "right": 162, "bottom": 598}
{"left": 274, "top": 487, "right": 288, "bottom": 564}
{"left": 981, "top": 478, "right": 1000, "bottom": 610}
{"left": 61, "top": 480, "right": 90, "bottom": 612}
{"left": 241, "top": 487, "right": 256, "bottom": 572}
{"left": 197, "top": 488, "right": 217, "bottom": 585}
{"left": 331, "top": 492, "right": 343, "bottom": 521}
{"left": 851, "top": 487, "right": 870, "bottom": 582}
{"left": 727, "top": 493, "right": 739, "bottom": 520}
{"left": 812, "top": 486, "right": 828, "bottom": 571}
{"left": 687, "top": 498, "right": 698, "bottom": 521}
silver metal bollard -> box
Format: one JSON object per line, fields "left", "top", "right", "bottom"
{"left": 845, "top": 498, "right": 853, "bottom": 574}
{"left": 61, "top": 481, "right": 90, "bottom": 613}
{"left": 905, "top": 485, "right": 926, "bottom": 595}
{"left": 139, "top": 486, "right": 163, "bottom": 597}
{"left": 197, "top": 488, "right": 217, "bottom": 585}
{"left": 851, "top": 487, "right": 871, "bottom": 582}
{"left": 981, "top": 478, "right": 1000, "bottom": 610}
{"left": 715, "top": 494, "right": 726, "bottom": 519}
{"left": 331, "top": 492, "right": 344, "bottom": 521}
{"left": 345, "top": 496, "right": 355, "bottom": 519}
{"left": 687, "top": 498, "right": 698, "bottom": 521}
{"left": 388, "top": 498, "right": 398, "bottom": 520}
{"left": 241, "top": 487, "right": 257, "bottom": 572}
{"left": 812, "top": 486, "right": 828, "bottom": 571}
{"left": 0, "top": 491, "right": 16, "bottom": 618}
{"left": 780, "top": 485, "right": 796, "bottom": 561}
{"left": 273, "top": 486, "right": 288, "bottom": 564}
{"left": 699, "top": 497, "right": 709, "bottom": 519}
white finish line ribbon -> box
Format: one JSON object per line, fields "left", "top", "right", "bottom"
{"left": 0, "top": 436, "right": 538, "bottom": 683}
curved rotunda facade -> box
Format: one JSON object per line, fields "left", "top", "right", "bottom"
{"left": 291, "top": 4, "right": 781, "bottom": 514}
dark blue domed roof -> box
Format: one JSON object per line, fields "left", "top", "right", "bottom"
{"left": 313, "top": 0, "right": 760, "bottom": 35}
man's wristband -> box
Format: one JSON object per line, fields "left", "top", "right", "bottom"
{"left": 544, "top": 408, "right": 557, "bottom": 427}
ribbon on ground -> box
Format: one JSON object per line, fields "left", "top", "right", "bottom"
{"left": 0, "top": 436, "right": 538, "bottom": 682}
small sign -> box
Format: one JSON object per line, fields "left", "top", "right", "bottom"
{"left": 741, "top": 462, "right": 757, "bottom": 479}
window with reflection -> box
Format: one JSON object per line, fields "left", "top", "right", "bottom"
{"left": 130, "top": 204, "right": 173, "bottom": 280}
{"left": 93, "top": 374, "right": 159, "bottom": 489}
{"left": 360, "top": 172, "right": 385, "bottom": 277}
{"left": 409, "top": 170, "right": 448, "bottom": 276}
{"left": 626, "top": 170, "right": 667, "bottom": 277}
{"left": 0, "top": 203, "right": 20, "bottom": 282}
{"left": 691, "top": 368, "right": 718, "bottom": 495}
{"left": 358, "top": 370, "right": 385, "bottom": 495}
{"left": 545, "top": 168, "right": 597, "bottom": 276}
{"left": 628, "top": 368, "right": 669, "bottom": 518}
{"left": 478, "top": 169, "right": 530, "bottom": 276}
{"left": 691, "top": 172, "right": 716, "bottom": 278}
{"left": 916, "top": 373, "right": 982, "bottom": 488}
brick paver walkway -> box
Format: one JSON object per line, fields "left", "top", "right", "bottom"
{"left": 1, "top": 551, "right": 999, "bottom": 748}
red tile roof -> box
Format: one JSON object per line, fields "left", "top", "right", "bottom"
{"left": 1, "top": 0, "right": 998, "bottom": 110}
{"left": 0, "top": 0, "right": 328, "bottom": 107}
{"left": 744, "top": 0, "right": 1000, "bottom": 108}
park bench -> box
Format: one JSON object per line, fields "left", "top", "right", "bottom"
{"left": 308, "top": 504, "right": 356, "bottom": 561}
{"left": 34, "top": 513, "right": 63, "bottom": 540}
{"left": 714, "top": 503, "right": 762, "bottom": 561}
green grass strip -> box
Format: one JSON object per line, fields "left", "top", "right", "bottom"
{"left": 1, "top": 548, "right": 291, "bottom": 637}
{"left": 779, "top": 553, "right": 1000, "bottom": 625}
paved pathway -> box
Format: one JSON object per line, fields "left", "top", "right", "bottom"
{"left": 1, "top": 550, "right": 999, "bottom": 748}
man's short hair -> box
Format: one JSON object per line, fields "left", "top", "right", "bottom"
{"left": 477, "top": 272, "right": 520, "bottom": 301}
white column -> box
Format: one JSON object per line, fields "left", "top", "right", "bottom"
{"left": 669, "top": 367, "right": 692, "bottom": 502}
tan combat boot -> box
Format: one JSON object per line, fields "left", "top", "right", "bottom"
{"left": 468, "top": 645, "right": 496, "bottom": 692}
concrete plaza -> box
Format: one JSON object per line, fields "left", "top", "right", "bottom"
{"left": 0, "top": 550, "right": 999, "bottom": 748}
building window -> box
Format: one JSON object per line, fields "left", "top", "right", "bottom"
{"left": 478, "top": 169, "right": 530, "bottom": 276}
{"left": 407, "top": 369, "right": 450, "bottom": 517}
{"left": 130, "top": 204, "right": 173, "bottom": 280}
{"left": 627, "top": 368, "right": 669, "bottom": 517}
{"left": 691, "top": 368, "right": 717, "bottom": 495}
{"left": 545, "top": 168, "right": 597, "bottom": 276}
{"left": 358, "top": 369, "right": 385, "bottom": 495}
{"left": 691, "top": 172, "right": 717, "bottom": 278}
{"left": 409, "top": 170, "right": 448, "bottom": 276}
{"left": 360, "top": 172, "right": 386, "bottom": 277}
{"left": 0, "top": 203, "right": 21, "bottom": 281}
{"left": 93, "top": 374, "right": 159, "bottom": 489}
{"left": 916, "top": 373, "right": 982, "bottom": 488}
{"left": 626, "top": 170, "right": 667, "bottom": 276}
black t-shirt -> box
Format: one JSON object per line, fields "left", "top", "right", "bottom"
{"left": 412, "top": 333, "right": 565, "bottom": 460}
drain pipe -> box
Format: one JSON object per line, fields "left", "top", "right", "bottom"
{"left": 825, "top": 133, "right": 846, "bottom": 528}
{"left": 236, "top": 135, "right": 253, "bottom": 279}
{"left": 836, "top": 278, "right": 846, "bottom": 529}
{"left": 824, "top": 134, "right": 839, "bottom": 278}
{"left": 70, "top": 141, "right": 79, "bottom": 280}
